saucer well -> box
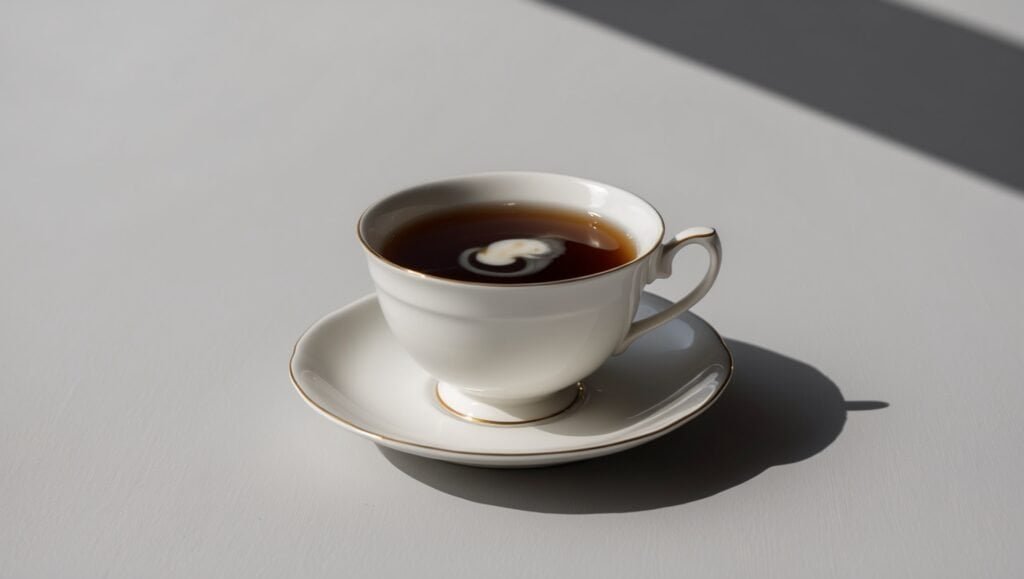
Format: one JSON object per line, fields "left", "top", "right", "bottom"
{"left": 289, "top": 293, "right": 732, "bottom": 468}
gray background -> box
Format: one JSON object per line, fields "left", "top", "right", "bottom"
{"left": 2, "top": 1, "right": 1023, "bottom": 577}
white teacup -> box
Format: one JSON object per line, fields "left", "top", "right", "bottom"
{"left": 358, "top": 172, "right": 722, "bottom": 424}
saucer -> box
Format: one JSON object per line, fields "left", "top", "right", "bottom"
{"left": 289, "top": 293, "right": 732, "bottom": 468}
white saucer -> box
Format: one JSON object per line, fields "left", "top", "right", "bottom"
{"left": 289, "top": 293, "right": 732, "bottom": 468}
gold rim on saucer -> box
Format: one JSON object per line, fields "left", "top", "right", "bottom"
{"left": 288, "top": 296, "right": 734, "bottom": 458}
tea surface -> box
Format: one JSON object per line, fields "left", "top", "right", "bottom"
{"left": 379, "top": 203, "right": 637, "bottom": 284}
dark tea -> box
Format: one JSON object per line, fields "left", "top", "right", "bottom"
{"left": 379, "top": 202, "right": 637, "bottom": 284}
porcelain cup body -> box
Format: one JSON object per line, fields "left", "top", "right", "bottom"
{"left": 358, "top": 172, "right": 721, "bottom": 421}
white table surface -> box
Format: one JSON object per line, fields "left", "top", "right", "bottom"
{"left": 3, "top": 1, "right": 1023, "bottom": 577}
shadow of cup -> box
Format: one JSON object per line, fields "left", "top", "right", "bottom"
{"left": 380, "top": 339, "right": 886, "bottom": 513}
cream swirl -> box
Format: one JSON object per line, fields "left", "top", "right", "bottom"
{"left": 458, "top": 238, "right": 565, "bottom": 278}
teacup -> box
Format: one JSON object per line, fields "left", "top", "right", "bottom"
{"left": 358, "top": 172, "right": 722, "bottom": 424}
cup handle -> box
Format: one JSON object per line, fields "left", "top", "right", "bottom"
{"left": 614, "top": 226, "right": 722, "bottom": 354}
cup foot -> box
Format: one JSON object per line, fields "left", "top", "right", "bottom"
{"left": 435, "top": 382, "right": 584, "bottom": 425}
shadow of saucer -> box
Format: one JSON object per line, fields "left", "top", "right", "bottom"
{"left": 380, "top": 340, "right": 886, "bottom": 513}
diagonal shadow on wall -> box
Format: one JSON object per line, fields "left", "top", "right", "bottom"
{"left": 539, "top": 0, "right": 1024, "bottom": 192}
